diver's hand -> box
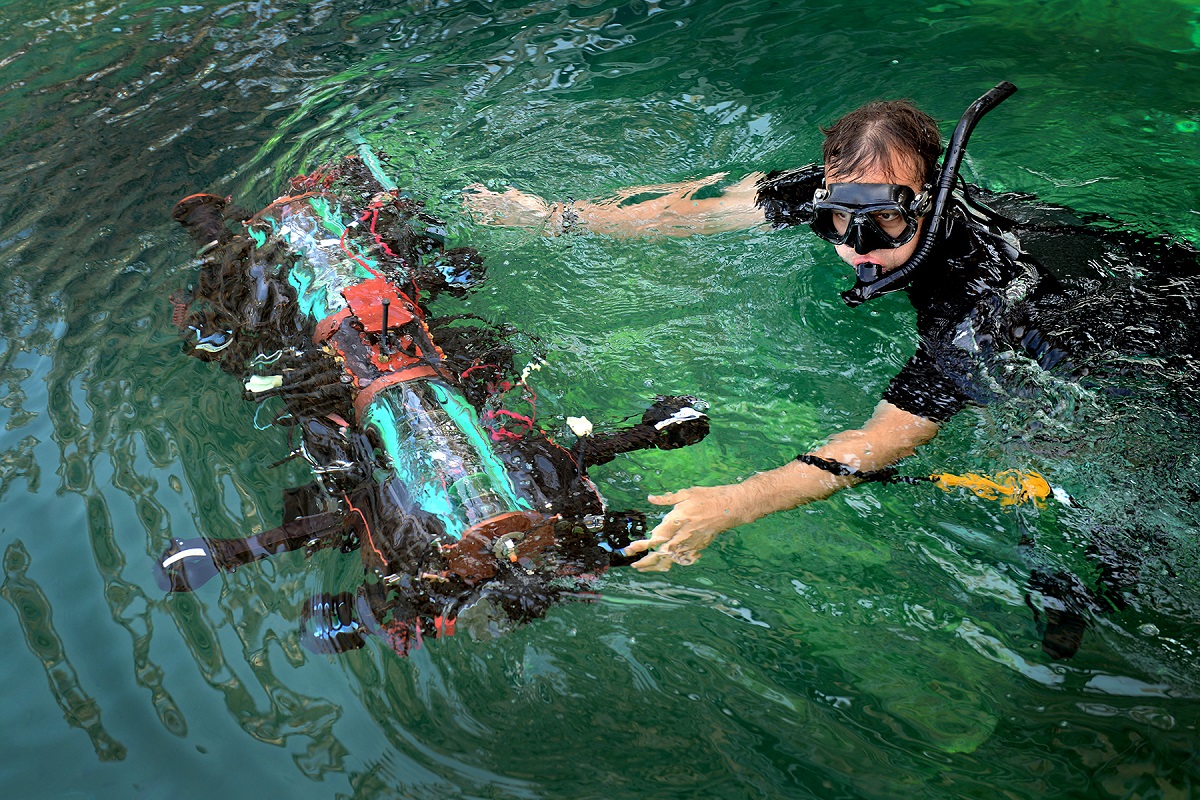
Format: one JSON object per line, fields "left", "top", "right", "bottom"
{"left": 622, "top": 485, "right": 747, "bottom": 572}
{"left": 463, "top": 183, "right": 552, "bottom": 227}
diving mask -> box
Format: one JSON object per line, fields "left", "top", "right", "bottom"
{"left": 810, "top": 182, "right": 932, "bottom": 255}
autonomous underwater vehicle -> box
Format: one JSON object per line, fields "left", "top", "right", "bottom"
{"left": 158, "top": 145, "right": 710, "bottom": 655}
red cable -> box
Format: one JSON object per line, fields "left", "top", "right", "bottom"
{"left": 368, "top": 203, "right": 403, "bottom": 261}
{"left": 344, "top": 493, "right": 386, "bottom": 567}
{"left": 482, "top": 408, "right": 535, "bottom": 441}
{"left": 487, "top": 409, "right": 536, "bottom": 426}
{"left": 460, "top": 363, "right": 500, "bottom": 381}
{"left": 522, "top": 385, "right": 538, "bottom": 425}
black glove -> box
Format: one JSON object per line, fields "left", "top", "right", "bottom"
{"left": 641, "top": 395, "right": 710, "bottom": 450}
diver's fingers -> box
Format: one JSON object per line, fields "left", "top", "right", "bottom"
{"left": 650, "top": 513, "right": 691, "bottom": 545}
{"left": 621, "top": 513, "right": 682, "bottom": 555}
{"left": 631, "top": 543, "right": 703, "bottom": 571}
{"left": 622, "top": 528, "right": 669, "bottom": 556}
{"left": 462, "top": 182, "right": 495, "bottom": 199}
{"left": 622, "top": 538, "right": 653, "bottom": 556}
{"left": 648, "top": 491, "right": 687, "bottom": 506}
{"left": 630, "top": 550, "right": 676, "bottom": 572}
{"left": 671, "top": 550, "right": 701, "bottom": 567}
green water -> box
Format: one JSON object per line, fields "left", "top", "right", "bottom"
{"left": 1, "top": 1, "right": 1198, "bottom": 797}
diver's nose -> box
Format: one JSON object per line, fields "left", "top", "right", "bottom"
{"left": 852, "top": 229, "right": 874, "bottom": 255}
{"left": 846, "top": 216, "right": 875, "bottom": 255}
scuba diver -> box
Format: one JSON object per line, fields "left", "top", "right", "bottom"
{"left": 161, "top": 148, "right": 711, "bottom": 656}
{"left": 464, "top": 82, "right": 1200, "bottom": 658}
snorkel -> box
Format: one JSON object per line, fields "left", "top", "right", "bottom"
{"left": 840, "top": 81, "right": 1018, "bottom": 307}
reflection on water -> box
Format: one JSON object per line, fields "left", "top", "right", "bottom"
{"left": 1, "top": 0, "right": 1199, "bottom": 797}
{"left": 2, "top": 541, "right": 127, "bottom": 762}
{"left": 163, "top": 587, "right": 347, "bottom": 759}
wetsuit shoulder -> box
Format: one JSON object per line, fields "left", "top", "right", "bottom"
{"left": 884, "top": 200, "right": 1045, "bottom": 423}
{"left": 887, "top": 188, "right": 1200, "bottom": 422}
{"left": 755, "top": 164, "right": 824, "bottom": 228}
{"left": 882, "top": 343, "right": 971, "bottom": 424}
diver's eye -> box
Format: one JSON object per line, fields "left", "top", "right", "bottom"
{"left": 870, "top": 209, "right": 906, "bottom": 235}
{"left": 831, "top": 210, "right": 851, "bottom": 233}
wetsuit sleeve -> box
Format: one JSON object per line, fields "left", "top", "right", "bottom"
{"left": 881, "top": 341, "right": 971, "bottom": 424}
{"left": 755, "top": 164, "right": 824, "bottom": 228}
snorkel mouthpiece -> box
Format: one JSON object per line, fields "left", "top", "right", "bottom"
{"left": 841, "top": 258, "right": 913, "bottom": 308}
{"left": 840, "top": 81, "right": 1018, "bottom": 308}
{"left": 853, "top": 261, "right": 883, "bottom": 284}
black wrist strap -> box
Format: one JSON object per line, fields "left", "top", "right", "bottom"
{"left": 795, "top": 453, "right": 858, "bottom": 476}
{"left": 795, "top": 453, "right": 905, "bottom": 484}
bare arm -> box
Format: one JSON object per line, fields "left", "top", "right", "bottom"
{"left": 623, "top": 400, "right": 941, "bottom": 571}
{"left": 463, "top": 172, "right": 769, "bottom": 237}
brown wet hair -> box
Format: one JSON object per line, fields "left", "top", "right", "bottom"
{"left": 821, "top": 100, "right": 943, "bottom": 187}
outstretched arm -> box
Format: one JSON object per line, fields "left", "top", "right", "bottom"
{"left": 463, "top": 172, "right": 769, "bottom": 237}
{"left": 623, "top": 400, "right": 940, "bottom": 571}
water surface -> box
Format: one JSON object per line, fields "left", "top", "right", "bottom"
{"left": 1, "top": 1, "right": 1198, "bottom": 797}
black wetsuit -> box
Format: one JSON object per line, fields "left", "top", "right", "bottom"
{"left": 755, "top": 166, "right": 1200, "bottom": 424}
{"left": 758, "top": 166, "right": 1200, "bottom": 660}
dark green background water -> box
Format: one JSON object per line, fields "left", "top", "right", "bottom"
{"left": 1, "top": 1, "right": 1198, "bottom": 797}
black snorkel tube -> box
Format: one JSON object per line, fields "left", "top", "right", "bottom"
{"left": 840, "top": 81, "right": 1018, "bottom": 308}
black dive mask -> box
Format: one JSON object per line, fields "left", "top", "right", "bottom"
{"left": 810, "top": 182, "right": 931, "bottom": 255}
{"left": 831, "top": 82, "right": 1018, "bottom": 307}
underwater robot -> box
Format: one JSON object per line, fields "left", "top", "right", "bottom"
{"left": 158, "top": 146, "right": 709, "bottom": 655}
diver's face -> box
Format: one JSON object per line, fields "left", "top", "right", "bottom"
{"left": 822, "top": 160, "right": 926, "bottom": 275}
